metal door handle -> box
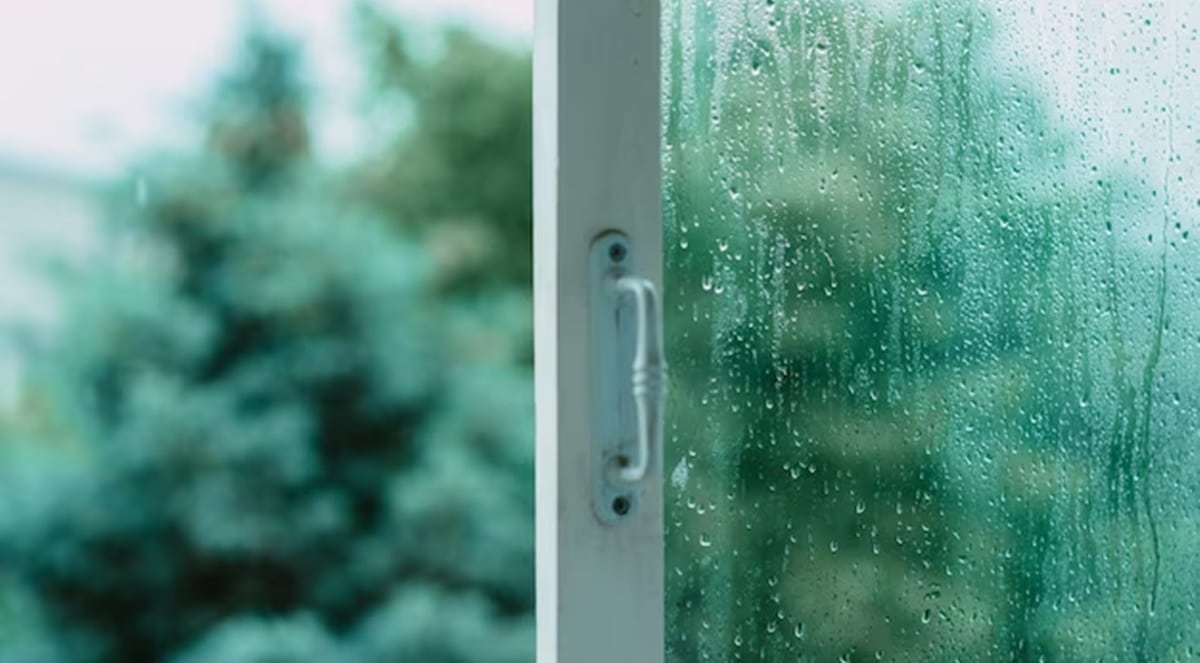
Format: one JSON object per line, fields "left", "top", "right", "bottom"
{"left": 611, "top": 275, "right": 666, "bottom": 483}
{"left": 589, "top": 232, "right": 667, "bottom": 524}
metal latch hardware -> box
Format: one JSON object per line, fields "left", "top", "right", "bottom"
{"left": 589, "top": 232, "right": 666, "bottom": 525}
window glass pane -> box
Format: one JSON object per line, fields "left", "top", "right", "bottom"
{"left": 0, "top": 4, "right": 534, "bottom": 662}
{"left": 664, "top": 1, "right": 1200, "bottom": 659}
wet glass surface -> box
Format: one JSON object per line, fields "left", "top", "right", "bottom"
{"left": 664, "top": 1, "right": 1200, "bottom": 659}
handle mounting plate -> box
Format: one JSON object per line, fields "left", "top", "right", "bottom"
{"left": 589, "top": 232, "right": 665, "bottom": 525}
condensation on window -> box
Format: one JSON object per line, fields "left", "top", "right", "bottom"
{"left": 664, "top": 1, "right": 1200, "bottom": 660}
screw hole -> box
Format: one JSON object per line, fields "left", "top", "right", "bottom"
{"left": 615, "top": 454, "right": 630, "bottom": 468}
{"left": 612, "top": 496, "right": 631, "bottom": 516}
{"left": 608, "top": 242, "right": 627, "bottom": 263}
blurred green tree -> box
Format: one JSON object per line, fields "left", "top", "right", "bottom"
{"left": 0, "top": 21, "right": 534, "bottom": 663}
{"left": 349, "top": 4, "right": 534, "bottom": 294}
{"left": 663, "top": 0, "right": 1186, "bottom": 660}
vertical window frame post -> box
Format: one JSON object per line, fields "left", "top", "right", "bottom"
{"left": 533, "top": 0, "right": 664, "bottom": 661}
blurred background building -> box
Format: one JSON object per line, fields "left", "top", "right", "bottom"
{"left": 0, "top": 159, "right": 99, "bottom": 409}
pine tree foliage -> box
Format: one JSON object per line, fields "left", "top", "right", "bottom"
{"left": 663, "top": 0, "right": 1197, "bottom": 660}
{"left": 0, "top": 23, "right": 533, "bottom": 663}
{"left": 348, "top": 4, "right": 534, "bottom": 292}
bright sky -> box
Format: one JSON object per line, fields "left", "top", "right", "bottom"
{"left": 0, "top": 0, "right": 1193, "bottom": 204}
{"left": 0, "top": 0, "right": 532, "bottom": 177}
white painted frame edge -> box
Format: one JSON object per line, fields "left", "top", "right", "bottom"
{"left": 534, "top": 0, "right": 663, "bottom": 660}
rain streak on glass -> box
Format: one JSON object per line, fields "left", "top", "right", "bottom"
{"left": 664, "top": 1, "right": 1200, "bottom": 660}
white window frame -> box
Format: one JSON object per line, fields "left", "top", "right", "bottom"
{"left": 533, "top": 0, "right": 664, "bottom": 661}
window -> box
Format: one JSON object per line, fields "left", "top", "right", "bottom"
{"left": 537, "top": 1, "right": 1200, "bottom": 661}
